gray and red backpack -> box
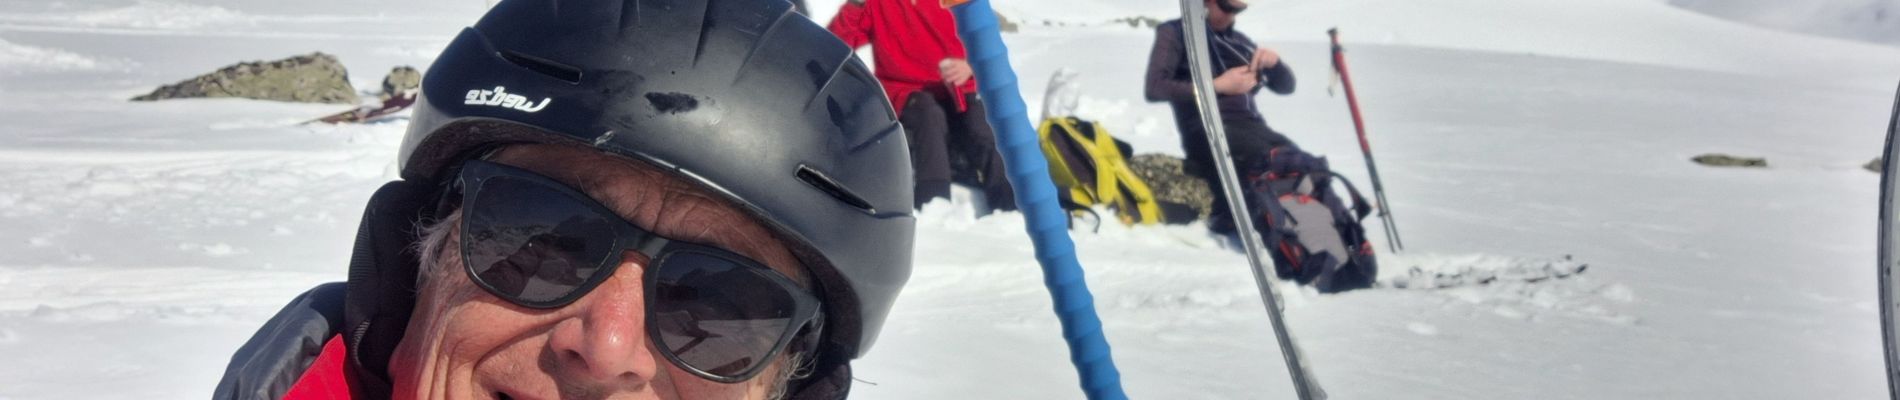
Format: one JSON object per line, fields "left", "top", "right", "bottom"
{"left": 1247, "top": 146, "right": 1378, "bottom": 293}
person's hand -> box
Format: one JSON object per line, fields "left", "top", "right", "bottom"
{"left": 1213, "top": 66, "right": 1258, "bottom": 95}
{"left": 1250, "top": 47, "right": 1281, "bottom": 70}
{"left": 939, "top": 58, "right": 974, "bottom": 87}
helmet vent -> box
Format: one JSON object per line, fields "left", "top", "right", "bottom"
{"left": 500, "top": 50, "right": 582, "bottom": 84}
{"left": 796, "top": 165, "right": 875, "bottom": 214}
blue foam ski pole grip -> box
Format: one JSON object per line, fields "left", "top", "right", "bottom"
{"left": 946, "top": 2, "right": 1128, "bottom": 399}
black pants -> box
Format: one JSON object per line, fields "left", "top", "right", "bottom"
{"left": 900, "top": 89, "right": 1016, "bottom": 211}
{"left": 1182, "top": 118, "right": 1297, "bottom": 233}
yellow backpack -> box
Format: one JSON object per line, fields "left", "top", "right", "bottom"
{"left": 1038, "top": 117, "right": 1169, "bottom": 226}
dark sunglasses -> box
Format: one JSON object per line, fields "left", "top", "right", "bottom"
{"left": 454, "top": 159, "right": 822, "bottom": 383}
{"left": 1215, "top": 0, "right": 1247, "bottom": 15}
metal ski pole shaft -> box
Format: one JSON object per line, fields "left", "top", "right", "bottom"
{"left": 1178, "top": 1, "right": 1326, "bottom": 399}
{"left": 1877, "top": 80, "right": 1900, "bottom": 398}
{"left": 1328, "top": 28, "right": 1404, "bottom": 251}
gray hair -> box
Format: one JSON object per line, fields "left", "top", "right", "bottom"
{"left": 412, "top": 209, "right": 461, "bottom": 286}
{"left": 768, "top": 350, "right": 815, "bottom": 400}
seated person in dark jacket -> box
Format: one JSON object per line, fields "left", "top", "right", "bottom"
{"left": 213, "top": 1, "right": 915, "bottom": 399}
{"left": 1145, "top": 0, "right": 1298, "bottom": 235}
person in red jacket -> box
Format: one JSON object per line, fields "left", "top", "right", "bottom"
{"left": 214, "top": 1, "right": 915, "bottom": 399}
{"left": 828, "top": 0, "right": 1016, "bottom": 213}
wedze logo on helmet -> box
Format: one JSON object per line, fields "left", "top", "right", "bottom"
{"left": 464, "top": 86, "right": 551, "bottom": 113}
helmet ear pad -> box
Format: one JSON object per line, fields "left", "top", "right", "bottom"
{"left": 341, "top": 179, "right": 439, "bottom": 397}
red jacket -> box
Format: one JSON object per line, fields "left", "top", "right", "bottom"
{"left": 214, "top": 283, "right": 365, "bottom": 400}
{"left": 282, "top": 335, "right": 356, "bottom": 400}
{"left": 827, "top": 0, "right": 975, "bottom": 115}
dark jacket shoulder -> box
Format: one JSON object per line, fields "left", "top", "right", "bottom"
{"left": 214, "top": 283, "right": 348, "bottom": 400}
{"left": 1157, "top": 19, "right": 1183, "bottom": 36}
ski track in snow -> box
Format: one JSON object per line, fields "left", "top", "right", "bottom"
{"left": 1374, "top": 254, "right": 1640, "bottom": 326}
{"left": 0, "top": 144, "right": 396, "bottom": 267}
{"left": 0, "top": 265, "right": 331, "bottom": 321}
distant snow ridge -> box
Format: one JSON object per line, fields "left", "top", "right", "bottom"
{"left": 68, "top": 0, "right": 248, "bottom": 30}
{"left": 0, "top": 38, "right": 102, "bottom": 72}
{"left": 1669, "top": 0, "right": 1900, "bottom": 46}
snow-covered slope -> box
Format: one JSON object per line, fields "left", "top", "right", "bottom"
{"left": 0, "top": 0, "right": 1891, "bottom": 399}
{"left": 1669, "top": 0, "right": 1900, "bottom": 47}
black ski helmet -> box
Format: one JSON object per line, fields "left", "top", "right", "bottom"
{"left": 398, "top": 0, "right": 912, "bottom": 372}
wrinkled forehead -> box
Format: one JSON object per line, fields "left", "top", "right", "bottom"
{"left": 477, "top": 143, "right": 809, "bottom": 285}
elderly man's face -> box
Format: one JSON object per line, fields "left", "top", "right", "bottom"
{"left": 389, "top": 144, "right": 810, "bottom": 400}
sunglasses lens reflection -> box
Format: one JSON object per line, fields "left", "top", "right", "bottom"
{"left": 464, "top": 176, "right": 617, "bottom": 306}
{"left": 651, "top": 250, "right": 803, "bottom": 379}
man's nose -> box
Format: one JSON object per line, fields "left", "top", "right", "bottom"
{"left": 546, "top": 251, "right": 660, "bottom": 387}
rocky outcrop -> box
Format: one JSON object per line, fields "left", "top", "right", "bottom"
{"left": 1113, "top": 16, "right": 1163, "bottom": 29}
{"left": 380, "top": 66, "right": 422, "bottom": 99}
{"left": 1128, "top": 153, "right": 1213, "bottom": 219}
{"left": 1691, "top": 153, "right": 1768, "bottom": 168}
{"left": 132, "top": 52, "right": 358, "bottom": 104}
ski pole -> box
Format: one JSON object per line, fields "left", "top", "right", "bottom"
{"left": 1179, "top": 1, "right": 1328, "bottom": 399}
{"left": 1328, "top": 28, "right": 1404, "bottom": 252}
{"left": 946, "top": 1, "right": 1129, "bottom": 399}
{"left": 1877, "top": 80, "right": 1900, "bottom": 399}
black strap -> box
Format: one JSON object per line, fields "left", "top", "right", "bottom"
{"left": 1328, "top": 172, "right": 1375, "bottom": 221}
{"left": 1056, "top": 191, "right": 1103, "bottom": 233}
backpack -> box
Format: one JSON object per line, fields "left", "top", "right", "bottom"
{"left": 1247, "top": 146, "right": 1378, "bottom": 292}
{"left": 1039, "top": 117, "right": 1197, "bottom": 226}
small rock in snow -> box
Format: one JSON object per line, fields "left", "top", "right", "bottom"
{"left": 1691, "top": 153, "right": 1767, "bottom": 168}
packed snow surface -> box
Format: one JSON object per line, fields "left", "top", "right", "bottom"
{"left": 1668, "top": 0, "right": 1900, "bottom": 46}
{"left": 0, "top": 0, "right": 1892, "bottom": 399}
